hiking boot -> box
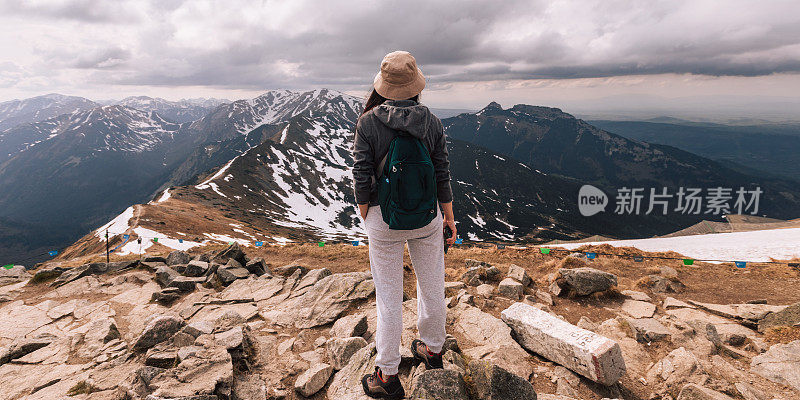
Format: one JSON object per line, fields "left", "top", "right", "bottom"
{"left": 411, "top": 339, "right": 443, "bottom": 369}
{"left": 361, "top": 366, "right": 405, "bottom": 399}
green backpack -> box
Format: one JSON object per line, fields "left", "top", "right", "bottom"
{"left": 376, "top": 131, "right": 438, "bottom": 230}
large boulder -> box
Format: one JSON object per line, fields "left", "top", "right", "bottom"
{"left": 467, "top": 359, "right": 537, "bottom": 400}
{"left": 750, "top": 340, "right": 800, "bottom": 392}
{"left": 0, "top": 333, "right": 55, "bottom": 365}
{"left": 0, "top": 265, "right": 31, "bottom": 285}
{"left": 245, "top": 257, "right": 270, "bottom": 276}
{"left": 286, "top": 272, "right": 374, "bottom": 329}
{"left": 411, "top": 369, "right": 469, "bottom": 400}
{"left": 501, "top": 302, "right": 625, "bottom": 385}
{"left": 555, "top": 267, "right": 617, "bottom": 296}
{"left": 133, "top": 315, "right": 185, "bottom": 351}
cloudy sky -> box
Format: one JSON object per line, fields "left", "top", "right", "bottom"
{"left": 2, "top": 0, "right": 800, "bottom": 119}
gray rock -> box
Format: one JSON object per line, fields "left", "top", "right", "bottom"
{"left": 497, "top": 278, "right": 523, "bottom": 300}
{"left": 624, "top": 317, "right": 671, "bottom": 342}
{"left": 133, "top": 315, "right": 185, "bottom": 351}
{"left": 330, "top": 314, "right": 368, "bottom": 338}
{"left": 214, "top": 310, "right": 246, "bottom": 332}
{"left": 273, "top": 263, "right": 308, "bottom": 277}
{"left": 676, "top": 383, "right": 735, "bottom": 399}
{"left": 733, "top": 382, "right": 768, "bottom": 400}
{"left": 289, "top": 271, "right": 375, "bottom": 329}
{"left": 214, "top": 242, "right": 247, "bottom": 265}
{"left": 758, "top": 302, "right": 800, "bottom": 332}
{"left": 168, "top": 276, "right": 205, "bottom": 292}
{"left": 151, "top": 288, "right": 181, "bottom": 305}
{"left": 507, "top": 264, "right": 532, "bottom": 287}
{"left": 621, "top": 290, "right": 651, "bottom": 302}
{"left": 0, "top": 334, "right": 55, "bottom": 365}
{"left": 750, "top": 339, "right": 800, "bottom": 392}
{"left": 660, "top": 266, "right": 679, "bottom": 280}
{"left": 476, "top": 283, "right": 494, "bottom": 297}
{"left": 145, "top": 349, "right": 178, "bottom": 368}
{"left": 445, "top": 281, "right": 466, "bottom": 297}
{"left": 327, "top": 337, "right": 368, "bottom": 370}
{"left": 535, "top": 290, "right": 555, "bottom": 306}
{"left": 295, "top": 363, "right": 333, "bottom": 397}
{"left": 620, "top": 300, "right": 656, "bottom": 319}
{"left": 556, "top": 267, "right": 618, "bottom": 296}
{"left": 244, "top": 257, "right": 269, "bottom": 276}
{"left": 217, "top": 259, "right": 250, "bottom": 285}
{"left": 501, "top": 302, "right": 626, "bottom": 385}
{"left": 184, "top": 260, "right": 209, "bottom": 277}
{"left": 467, "top": 359, "right": 537, "bottom": 400}
{"left": 412, "top": 369, "right": 469, "bottom": 400}
{"left": 647, "top": 274, "right": 686, "bottom": 293}
{"left": 166, "top": 250, "right": 191, "bottom": 266}
{"left": 183, "top": 321, "right": 214, "bottom": 338}
{"left": 143, "top": 255, "right": 168, "bottom": 263}
{"left": 154, "top": 265, "right": 179, "bottom": 287}
{"left": 326, "top": 343, "right": 377, "bottom": 399}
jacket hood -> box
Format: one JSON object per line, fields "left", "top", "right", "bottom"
{"left": 372, "top": 99, "right": 433, "bottom": 139}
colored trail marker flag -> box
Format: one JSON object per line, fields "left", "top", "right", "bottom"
{"left": 318, "top": 242, "right": 325, "bottom": 247}
{"left": 540, "top": 248, "right": 551, "bottom": 254}
{"left": 351, "top": 240, "right": 359, "bottom": 246}
{"left": 2, "top": 265, "right": 13, "bottom": 270}
{"left": 633, "top": 256, "right": 644, "bottom": 262}
{"left": 153, "top": 238, "right": 159, "bottom": 243}
{"left": 734, "top": 261, "right": 747, "bottom": 269}
{"left": 455, "top": 238, "right": 463, "bottom": 244}
{"left": 179, "top": 239, "right": 184, "bottom": 244}
{"left": 683, "top": 259, "right": 694, "bottom": 266}
{"left": 255, "top": 241, "right": 263, "bottom": 247}
{"left": 586, "top": 252, "right": 596, "bottom": 259}
{"left": 48, "top": 250, "right": 58, "bottom": 257}
{"left": 496, "top": 244, "right": 506, "bottom": 249}
{"left": 123, "top": 234, "right": 130, "bottom": 240}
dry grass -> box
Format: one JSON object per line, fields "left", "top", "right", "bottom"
{"left": 67, "top": 380, "right": 97, "bottom": 396}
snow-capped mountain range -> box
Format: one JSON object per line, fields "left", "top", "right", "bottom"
{"left": 3, "top": 88, "right": 800, "bottom": 262}
{"left": 0, "top": 93, "right": 98, "bottom": 132}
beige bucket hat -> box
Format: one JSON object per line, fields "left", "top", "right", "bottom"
{"left": 373, "top": 51, "right": 426, "bottom": 100}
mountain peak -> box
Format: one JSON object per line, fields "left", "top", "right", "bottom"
{"left": 509, "top": 104, "right": 571, "bottom": 119}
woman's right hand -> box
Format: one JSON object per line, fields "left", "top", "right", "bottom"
{"left": 443, "top": 218, "right": 457, "bottom": 244}
{"left": 440, "top": 202, "right": 457, "bottom": 244}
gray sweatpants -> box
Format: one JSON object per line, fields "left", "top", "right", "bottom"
{"left": 364, "top": 205, "right": 446, "bottom": 375}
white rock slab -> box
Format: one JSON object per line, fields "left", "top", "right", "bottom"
{"left": 501, "top": 302, "right": 626, "bottom": 385}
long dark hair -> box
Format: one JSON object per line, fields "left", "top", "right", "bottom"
{"left": 361, "top": 89, "right": 419, "bottom": 115}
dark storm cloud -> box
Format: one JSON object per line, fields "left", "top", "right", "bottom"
{"left": 4, "top": 0, "right": 800, "bottom": 92}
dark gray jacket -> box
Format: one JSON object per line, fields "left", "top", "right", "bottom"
{"left": 352, "top": 99, "right": 453, "bottom": 206}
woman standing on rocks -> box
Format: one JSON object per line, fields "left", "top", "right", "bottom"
{"left": 352, "top": 50, "right": 457, "bottom": 399}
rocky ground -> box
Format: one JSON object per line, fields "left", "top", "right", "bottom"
{"left": 0, "top": 243, "right": 798, "bottom": 400}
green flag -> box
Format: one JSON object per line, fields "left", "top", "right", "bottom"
{"left": 540, "top": 248, "right": 550, "bottom": 254}
{"left": 153, "top": 238, "right": 158, "bottom": 243}
{"left": 318, "top": 242, "right": 325, "bottom": 247}
{"left": 2, "top": 264, "right": 13, "bottom": 270}
{"left": 683, "top": 259, "right": 694, "bottom": 266}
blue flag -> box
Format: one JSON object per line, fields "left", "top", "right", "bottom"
{"left": 351, "top": 240, "right": 359, "bottom": 246}
{"left": 455, "top": 238, "right": 463, "bottom": 244}
{"left": 122, "top": 234, "right": 130, "bottom": 240}
{"left": 586, "top": 252, "right": 596, "bottom": 259}
{"left": 48, "top": 250, "right": 58, "bottom": 257}
{"left": 255, "top": 241, "right": 263, "bottom": 247}
{"left": 496, "top": 244, "right": 506, "bottom": 249}
{"left": 178, "top": 239, "right": 184, "bottom": 243}
{"left": 734, "top": 261, "right": 746, "bottom": 269}
{"left": 633, "top": 256, "right": 644, "bottom": 262}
